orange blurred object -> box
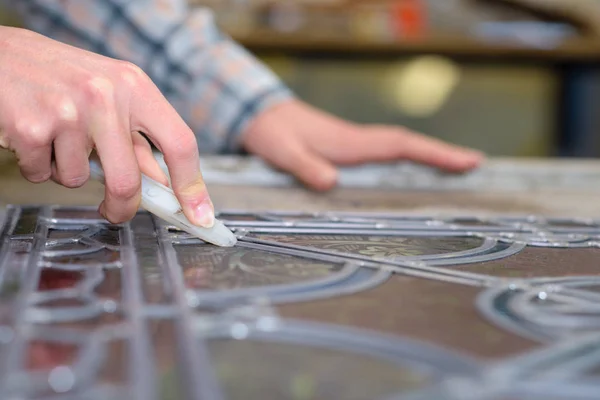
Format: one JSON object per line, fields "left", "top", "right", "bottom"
{"left": 390, "top": 0, "right": 426, "bottom": 38}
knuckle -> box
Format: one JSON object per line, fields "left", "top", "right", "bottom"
{"left": 15, "top": 120, "right": 51, "bottom": 148}
{"left": 107, "top": 174, "right": 140, "bottom": 200}
{"left": 81, "top": 76, "right": 114, "bottom": 105}
{"left": 164, "top": 130, "right": 198, "bottom": 158}
{"left": 116, "top": 61, "right": 148, "bottom": 88}
{"left": 55, "top": 96, "right": 79, "bottom": 123}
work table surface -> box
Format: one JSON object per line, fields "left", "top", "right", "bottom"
{"left": 0, "top": 154, "right": 598, "bottom": 218}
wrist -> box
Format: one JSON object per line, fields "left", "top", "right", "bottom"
{"left": 231, "top": 88, "right": 296, "bottom": 151}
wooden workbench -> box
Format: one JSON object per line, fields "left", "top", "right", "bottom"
{"left": 0, "top": 154, "right": 598, "bottom": 218}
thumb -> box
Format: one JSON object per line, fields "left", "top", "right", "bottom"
{"left": 263, "top": 142, "right": 339, "bottom": 191}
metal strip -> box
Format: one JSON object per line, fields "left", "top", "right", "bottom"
{"left": 154, "top": 216, "right": 224, "bottom": 400}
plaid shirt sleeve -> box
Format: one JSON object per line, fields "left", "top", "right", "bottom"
{"left": 4, "top": 0, "right": 294, "bottom": 153}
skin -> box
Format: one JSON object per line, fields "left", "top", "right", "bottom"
{"left": 0, "top": 27, "right": 484, "bottom": 227}
{"left": 241, "top": 100, "right": 484, "bottom": 191}
{"left": 0, "top": 26, "right": 214, "bottom": 228}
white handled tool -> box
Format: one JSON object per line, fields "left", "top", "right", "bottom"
{"left": 89, "top": 158, "right": 237, "bottom": 247}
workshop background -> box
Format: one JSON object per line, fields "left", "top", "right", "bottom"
{"left": 1, "top": 0, "right": 599, "bottom": 158}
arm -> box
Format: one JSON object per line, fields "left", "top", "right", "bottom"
{"left": 6, "top": 0, "right": 293, "bottom": 153}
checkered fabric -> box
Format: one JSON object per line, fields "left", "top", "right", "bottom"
{"left": 2, "top": 0, "right": 293, "bottom": 153}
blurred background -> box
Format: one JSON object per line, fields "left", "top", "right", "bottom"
{"left": 2, "top": 0, "right": 600, "bottom": 158}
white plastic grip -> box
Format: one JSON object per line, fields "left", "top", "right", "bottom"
{"left": 89, "top": 159, "right": 237, "bottom": 247}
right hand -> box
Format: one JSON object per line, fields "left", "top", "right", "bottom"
{"left": 0, "top": 27, "right": 214, "bottom": 227}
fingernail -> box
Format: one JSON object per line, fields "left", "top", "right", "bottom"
{"left": 193, "top": 200, "right": 214, "bottom": 228}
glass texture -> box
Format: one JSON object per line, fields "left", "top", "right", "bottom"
{"left": 0, "top": 206, "right": 599, "bottom": 400}
{"left": 13, "top": 207, "right": 38, "bottom": 235}
{"left": 44, "top": 248, "right": 120, "bottom": 265}
{"left": 175, "top": 245, "right": 344, "bottom": 291}
{"left": 208, "top": 339, "right": 427, "bottom": 400}
{"left": 251, "top": 234, "right": 485, "bottom": 257}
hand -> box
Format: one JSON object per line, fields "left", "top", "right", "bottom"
{"left": 241, "top": 99, "right": 484, "bottom": 191}
{"left": 0, "top": 27, "right": 214, "bottom": 227}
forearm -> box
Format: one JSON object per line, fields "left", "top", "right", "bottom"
{"left": 4, "top": 0, "right": 293, "bottom": 153}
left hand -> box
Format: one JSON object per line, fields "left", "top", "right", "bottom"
{"left": 240, "top": 99, "right": 484, "bottom": 191}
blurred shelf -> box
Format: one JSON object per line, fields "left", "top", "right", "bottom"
{"left": 235, "top": 31, "right": 600, "bottom": 62}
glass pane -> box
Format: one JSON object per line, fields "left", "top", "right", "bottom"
{"left": 44, "top": 248, "right": 120, "bottom": 265}
{"left": 47, "top": 229, "right": 86, "bottom": 240}
{"left": 251, "top": 234, "right": 485, "bottom": 258}
{"left": 279, "top": 276, "right": 537, "bottom": 359}
{"left": 174, "top": 245, "right": 344, "bottom": 291}
{"left": 26, "top": 340, "right": 79, "bottom": 371}
{"left": 209, "top": 339, "right": 427, "bottom": 400}
{"left": 38, "top": 269, "right": 84, "bottom": 291}
{"left": 460, "top": 247, "right": 600, "bottom": 279}
{"left": 87, "top": 227, "right": 121, "bottom": 247}
{"left": 13, "top": 207, "right": 39, "bottom": 235}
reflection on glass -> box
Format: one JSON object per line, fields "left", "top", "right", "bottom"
{"left": 13, "top": 208, "right": 39, "bottom": 235}
{"left": 175, "top": 245, "right": 342, "bottom": 291}
{"left": 44, "top": 248, "right": 120, "bottom": 265}
{"left": 208, "top": 339, "right": 427, "bottom": 400}
{"left": 252, "top": 234, "right": 484, "bottom": 258}
{"left": 47, "top": 229, "right": 86, "bottom": 240}
{"left": 88, "top": 227, "right": 121, "bottom": 247}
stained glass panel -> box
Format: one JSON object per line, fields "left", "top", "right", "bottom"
{"left": 0, "top": 206, "right": 598, "bottom": 400}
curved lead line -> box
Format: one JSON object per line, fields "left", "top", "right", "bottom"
{"left": 510, "top": 381, "right": 600, "bottom": 400}
{"left": 42, "top": 217, "right": 113, "bottom": 226}
{"left": 505, "top": 289, "right": 600, "bottom": 331}
{"left": 25, "top": 323, "right": 132, "bottom": 344}
{"left": 491, "top": 334, "right": 600, "bottom": 380}
{"left": 39, "top": 260, "right": 122, "bottom": 271}
{"left": 422, "top": 242, "right": 526, "bottom": 267}
{"left": 475, "top": 286, "right": 554, "bottom": 343}
{"left": 28, "top": 288, "right": 82, "bottom": 305}
{"left": 193, "top": 264, "right": 387, "bottom": 306}
{"left": 189, "top": 259, "right": 360, "bottom": 302}
{"left": 42, "top": 245, "right": 105, "bottom": 258}
{"left": 477, "top": 277, "right": 600, "bottom": 342}
{"left": 239, "top": 237, "right": 497, "bottom": 286}
{"left": 0, "top": 370, "right": 60, "bottom": 399}
{"left": 269, "top": 268, "right": 392, "bottom": 305}
{"left": 24, "top": 302, "right": 109, "bottom": 324}
{"left": 189, "top": 262, "right": 361, "bottom": 304}
{"left": 533, "top": 349, "right": 600, "bottom": 380}
{"left": 200, "top": 317, "right": 481, "bottom": 377}
{"left": 28, "top": 265, "right": 107, "bottom": 307}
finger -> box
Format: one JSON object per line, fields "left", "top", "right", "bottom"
{"left": 132, "top": 131, "right": 169, "bottom": 186}
{"left": 326, "top": 126, "right": 484, "bottom": 172}
{"left": 89, "top": 79, "right": 141, "bottom": 224}
{"left": 125, "top": 68, "right": 211, "bottom": 227}
{"left": 259, "top": 139, "right": 338, "bottom": 191}
{"left": 52, "top": 132, "right": 92, "bottom": 188}
{"left": 12, "top": 124, "right": 53, "bottom": 183}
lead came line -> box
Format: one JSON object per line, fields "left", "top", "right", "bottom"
{"left": 154, "top": 216, "right": 224, "bottom": 400}
{"left": 121, "top": 220, "right": 159, "bottom": 400}
{"left": 0, "top": 206, "right": 49, "bottom": 397}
